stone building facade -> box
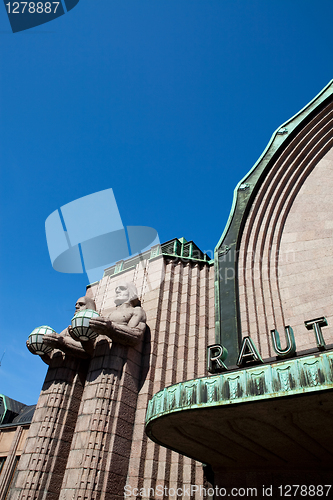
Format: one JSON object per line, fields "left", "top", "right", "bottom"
{"left": 147, "top": 81, "right": 333, "bottom": 496}
{"left": 3, "top": 80, "right": 333, "bottom": 500}
{"left": 0, "top": 399, "right": 35, "bottom": 499}
{"left": 7, "top": 240, "right": 215, "bottom": 500}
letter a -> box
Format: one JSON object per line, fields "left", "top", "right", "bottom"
{"left": 236, "top": 337, "right": 263, "bottom": 366}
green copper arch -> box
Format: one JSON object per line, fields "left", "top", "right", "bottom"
{"left": 214, "top": 80, "right": 333, "bottom": 366}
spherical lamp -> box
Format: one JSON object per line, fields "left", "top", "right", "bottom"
{"left": 28, "top": 326, "right": 55, "bottom": 355}
{"left": 71, "top": 309, "right": 100, "bottom": 341}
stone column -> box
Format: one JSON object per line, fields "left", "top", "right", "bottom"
{"left": 8, "top": 352, "right": 88, "bottom": 500}
{"left": 59, "top": 337, "right": 143, "bottom": 500}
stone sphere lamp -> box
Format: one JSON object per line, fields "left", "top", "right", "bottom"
{"left": 28, "top": 326, "right": 56, "bottom": 355}
{"left": 71, "top": 309, "right": 100, "bottom": 341}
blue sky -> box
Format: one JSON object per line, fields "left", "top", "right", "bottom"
{"left": 0, "top": 0, "right": 333, "bottom": 404}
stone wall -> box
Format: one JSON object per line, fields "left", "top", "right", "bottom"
{"left": 9, "top": 254, "right": 215, "bottom": 499}
{"left": 238, "top": 100, "right": 333, "bottom": 358}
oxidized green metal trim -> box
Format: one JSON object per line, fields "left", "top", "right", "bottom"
{"left": 162, "top": 237, "right": 212, "bottom": 264}
{"left": 100, "top": 237, "right": 213, "bottom": 282}
{"left": 145, "top": 351, "right": 333, "bottom": 427}
{"left": 214, "top": 80, "right": 333, "bottom": 365}
{"left": 215, "top": 80, "right": 333, "bottom": 252}
{"left": 0, "top": 395, "right": 8, "bottom": 425}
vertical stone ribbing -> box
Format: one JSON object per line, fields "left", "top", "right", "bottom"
{"left": 126, "top": 259, "right": 213, "bottom": 499}
{"left": 197, "top": 265, "right": 208, "bottom": 378}
{"left": 149, "top": 260, "right": 175, "bottom": 496}
{"left": 166, "top": 262, "right": 182, "bottom": 387}
{"left": 207, "top": 265, "right": 216, "bottom": 373}
{"left": 186, "top": 265, "right": 196, "bottom": 381}
{"left": 126, "top": 258, "right": 166, "bottom": 497}
{"left": 185, "top": 264, "right": 203, "bottom": 493}
{"left": 238, "top": 102, "right": 333, "bottom": 359}
{"left": 180, "top": 263, "right": 191, "bottom": 382}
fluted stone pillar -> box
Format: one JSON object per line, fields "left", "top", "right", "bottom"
{"left": 8, "top": 352, "right": 88, "bottom": 500}
{"left": 59, "top": 337, "right": 143, "bottom": 500}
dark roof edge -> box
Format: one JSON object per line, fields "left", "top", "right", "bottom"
{"left": 0, "top": 422, "right": 31, "bottom": 430}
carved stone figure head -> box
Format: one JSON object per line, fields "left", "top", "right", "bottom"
{"left": 75, "top": 296, "right": 96, "bottom": 314}
{"left": 114, "top": 282, "right": 139, "bottom": 306}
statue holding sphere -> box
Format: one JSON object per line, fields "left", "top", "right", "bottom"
{"left": 27, "top": 282, "right": 146, "bottom": 359}
{"left": 20, "top": 281, "right": 147, "bottom": 500}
